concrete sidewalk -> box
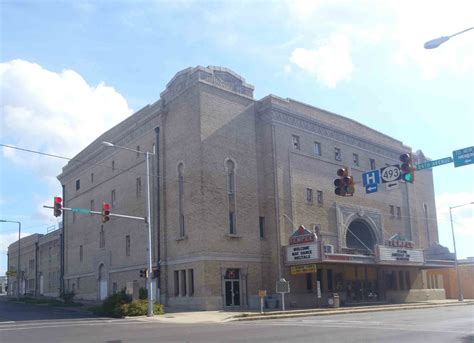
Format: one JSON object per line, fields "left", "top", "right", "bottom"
{"left": 139, "top": 299, "right": 474, "bottom": 324}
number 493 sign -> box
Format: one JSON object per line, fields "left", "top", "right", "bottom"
{"left": 380, "top": 165, "right": 401, "bottom": 183}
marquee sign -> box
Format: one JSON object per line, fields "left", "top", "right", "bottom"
{"left": 384, "top": 239, "right": 415, "bottom": 249}
{"left": 287, "top": 243, "right": 320, "bottom": 263}
{"left": 377, "top": 245, "right": 424, "bottom": 264}
{"left": 289, "top": 225, "right": 316, "bottom": 245}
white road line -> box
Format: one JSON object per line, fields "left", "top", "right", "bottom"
{"left": 0, "top": 319, "right": 145, "bottom": 331}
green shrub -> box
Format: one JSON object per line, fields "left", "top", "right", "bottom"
{"left": 60, "top": 291, "right": 75, "bottom": 304}
{"left": 121, "top": 300, "right": 164, "bottom": 316}
{"left": 139, "top": 287, "right": 148, "bottom": 300}
{"left": 100, "top": 291, "right": 132, "bottom": 318}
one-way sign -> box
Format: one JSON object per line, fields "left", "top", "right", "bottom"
{"left": 386, "top": 181, "right": 399, "bottom": 191}
{"left": 365, "top": 184, "right": 378, "bottom": 194}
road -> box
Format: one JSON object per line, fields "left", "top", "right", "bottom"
{"left": 0, "top": 300, "right": 473, "bottom": 343}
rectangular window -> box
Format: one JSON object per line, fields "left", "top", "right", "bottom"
{"left": 136, "top": 177, "right": 142, "bottom": 198}
{"left": 79, "top": 245, "right": 83, "bottom": 262}
{"left": 91, "top": 173, "right": 94, "bottom": 183}
{"left": 77, "top": 277, "right": 80, "bottom": 289}
{"left": 370, "top": 159, "right": 376, "bottom": 170}
{"left": 188, "top": 269, "right": 194, "bottom": 296}
{"left": 112, "top": 160, "right": 115, "bottom": 171}
{"left": 306, "top": 273, "right": 313, "bottom": 291}
{"left": 29, "top": 259, "right": 34, "bottom": 270}
{"left": 72, "top": 212, "right": 76, "bottom": 223}
{"left": 181, "top": 270, "right": 187, "bottom": 296}
{"left": 174, "top": 271, "right": 179, "bottom": 296}
{"left": 306, "top": 188, "right": 313, "bottom": 204}
{"left": 136, "top": 145, "right": 140, "bottom": 158}
{"left": 259, "top": 216, "right": 265, "bottom": 239}
{"left": 125, "top": 235, "right": 130, "bottom": 256}
{"left": 314, "top": 142, "right": 321, "bottom": 156}
{"left": 90, "top": 199, "right": 94, "bottom": 211}
{"left": 327, "top": 269, "right": 334, "bottom": 291}
{"left": 229, "top": 212, "right": 236, "bottom": 234}
{"left": 353, "top": 153, "right": 359, "bottom": 166}
{"left": 75, "top": 179, "right": 80, "bottom": 191}
{"left": 99, "top": 226, "right": 105, "bottom": 248}
{"left": 334, "top": 148, "right": 341, "bottom": 161}
{"left": 390, "top": 205, "right": 394, "bottom": 216}
{"left": 396, "top": 207, "right": 401, "bottom": 218}
{"left": 111, "top": 189, "right": 116, "bottom": 207}
{"left": 48, "top": 247, "right": 52, "bottom": 263}
{"left": 317, "top": 191, "right": 323, "bottom": 206}
{"left": 292, "top": 135, "right": 300, "bottom": 150}
{"left": 113, "top": 282, "right": 117, "bottom": 294}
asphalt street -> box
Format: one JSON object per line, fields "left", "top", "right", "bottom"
{"left": 0, "top": 300, "right": 472, "bottom": 343}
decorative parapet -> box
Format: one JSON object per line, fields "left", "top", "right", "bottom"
{"left": 160, "top": 65, "right": 254, "bottom": 104}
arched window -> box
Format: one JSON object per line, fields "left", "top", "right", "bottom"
{"left": 178, "top": 163, "right": 185, "bottom": 237}
{"left": 226, "top": 160, "right": 236, "bottom": 234}
{"left": 346, "top": 220, "right": 375, "bottom": 254}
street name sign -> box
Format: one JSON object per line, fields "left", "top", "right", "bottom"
{"left": 362, "top": 170, "right": 381, "bottom": 186}
{"left": 72, "top": 207, "right": 92, "bottom": 215}
{"left": 416, "top": 157, "right": 453, "bottom": 170}
{"left": 380, "top": 165, "right": 401, "bottom": 183}
{"left": 365, "top": 184, "right": 378, "bottom": 194}
{"left": 453, "top": 146, "right": 474, "bottom": 168}
{"left": 386, "top": 181, "right": 399, "bottom": 191}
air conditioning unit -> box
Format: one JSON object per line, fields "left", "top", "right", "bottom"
{"left": 324, "top": 244, "right": 334, "bottom": 254}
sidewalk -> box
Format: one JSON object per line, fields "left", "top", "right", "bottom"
{"left": 140, "top": 299, "right": 474, "bottom": 324}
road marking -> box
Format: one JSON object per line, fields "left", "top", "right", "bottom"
{"left": 0, "top": 318, "right": 146, "bottom": 332}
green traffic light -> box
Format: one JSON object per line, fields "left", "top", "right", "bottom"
{"left": 404, "top": 173, "right": 412, "bottom": 182}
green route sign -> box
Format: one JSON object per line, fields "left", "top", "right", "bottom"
{"left": 71, "top": 207, "right": 92, "bottom": 215}
{"left": 416, "top": 157, "right": 453, "bottom": 170}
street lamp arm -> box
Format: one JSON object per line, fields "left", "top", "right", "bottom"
{"left": 102, "top": 141, "right": 155, "bottom": 155}
{"left": 449, "top": 27, "right": 474, "bottom": 38}
{"left": 424, "top": 27, "right": 474, "bottom": 49}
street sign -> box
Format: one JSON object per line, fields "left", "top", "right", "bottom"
{"left": 416, "top": 157, "right": 453, "bottom": 170}
{"left": 380, "top": 165, "right": 401, "bottom": 183}
{"left": 365, "top": 184, "right": 378, "bottom": 194}
{"left": 362, "top": 170, "right": 381, "bottom": 186}
{"left": 276, "top": 278, "right": 290, "bottom": 293}
{"left": 71, "top": 207, "right": 91, "bottom": 215}
{"left": 386, "top": 181, "right": 399, "bottom": 191}
{"left": 453, "top": 146, "right": 474, "bottom": 168}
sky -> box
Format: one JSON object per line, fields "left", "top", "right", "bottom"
{"left": 0, "top": 0, "right": 473, "bottom": 276}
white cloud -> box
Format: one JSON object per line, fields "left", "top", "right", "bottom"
{"left": 0, "top": 232, "right": 32, "bottom": 253}
{"left": 1, "top": 60, "right": 132, "bottom": 172}
{"left": 436, "top": 192, "right": 474, "bottom": 238}
{"left": 290, "top": 33, "right": 353, "bottom": 88}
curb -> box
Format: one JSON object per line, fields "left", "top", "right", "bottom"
{"left": 227, "top": 301, "right": 474, "bottom": 322}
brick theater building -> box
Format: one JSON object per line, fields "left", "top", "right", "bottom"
{"left": 57, "top": 66, "right": 448, "bottom": 310}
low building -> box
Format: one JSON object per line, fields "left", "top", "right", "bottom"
{"left": 57, "top": 66, "right": 447, "bottom": 310}
{"left": 7, "top": 228, "right": 62, "bottom": 297}
{"left": 427, "top": 257, "right": 474, "bottom": 300}
{"left": 0, "top": 276, "right": 7, "bottom": 295}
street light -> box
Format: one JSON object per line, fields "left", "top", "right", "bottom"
{"left": 424, "top": 27, "right": 474, "bottom": 49}
{"left": 449, "top": 201, "right": 474, "bottom": 302}
{"left": 102, "top": 141, "right": 155, "bottom": 316}
{"left": 0, "top": 220, "right": 21, "bottom": 300}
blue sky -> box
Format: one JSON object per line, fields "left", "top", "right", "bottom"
{"left": 1, "top": 0, "right": 473, "bottom": 275}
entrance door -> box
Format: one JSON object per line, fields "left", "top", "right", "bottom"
{"left": 99, "top": 280, "right": 108, "bottom": 300}
{"left": 39, "top": 275, "right": 44, "bottom": 295}
{"left": 225, "top": 280, "right": 240, "bottom": 307}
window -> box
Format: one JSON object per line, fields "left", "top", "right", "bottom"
{"left": 317, "top": 191, "right": 323, "bottom": 206}
{"left": 314, "top": 142, "right": 321, "bottom": 156}
{"left": 370, "top": 159, "right": 376, "bottom": 170}
{"left": 353, "top": 153, "right": 359, "bottom": 166}
{"left": 327, "top": 269, "right": 334, "bottom": 291}
{"left": 335, "top": 148, "right": 341, "bottom": 161}
{"left": 91, "top": 173, "right": 94, "bottom": 183}
{"left": 181, "top": 270, "right": 187, "bottom": 296}
{"left": 136, "top": 145, "right": 140, "bottom": 158}
{"left": 423, "top": 203, "right": 431, "bottom": 243}
{"left": 188, "top": 269, "right": 194, "bottom": 296}
{"left": 306, "top": 273, "right": 313, "bottom": 291}
{"left": 292, "top": 135, "right": 300, "bottom": 150}
{"left": 136, "top": 177, "right": 142, "bottom": 198}
{"left": 259, "top": 216, "right": 265, "bottom": 239}
{"left": 48, "top": 247, "right": 52, "bottom": 263}
{"left": 90, "top": 199, "right": 94, "bottom": 212}
{"left": 227, "top": 160, "right": 236, "bottom": 234}
{"left": 112, "top": 282, "right": 117, "bottom": 294}
{"left": 111, "top": 189, "right": 116, "bottom": 207}
{"left": 72, "top": 212, "right": 76, "bottom": 223}
{"left": 125, "top": 235, "right": 130, "bottom": 256}
{"left": 75, "top": 179, "right": 80, "bottom": 191}
{"left": 174, "top": 271, "right": 179, "bottom": 296}
{"left": 79, "top": 245, "right": 83, "bottom": 262}
{"left": 99, "top": 225, "right": 105, "bottom": 248}
{"left": 112, "top": 160, "right": 115, "bottom": 171}
{"left": 29, "top": 259, "right": 34, "bottom": 270}
{"left": 306, "top": 188, "right": 313, "bottom": 204}
{"left": 390, "top": 205, "right": 394, "bottom": 216}
{"left": 396, "top": 207, "right": 401, "bottom": 218}
{"left": 178, "top": 163, "right": 185, "bottom": 237}
{"left": 77, "top": 277, "right": 80, "bottom": 290}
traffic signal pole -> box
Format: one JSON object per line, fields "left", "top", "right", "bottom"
{"left": 43, "top": 205, "right": 146, "bottom": 221}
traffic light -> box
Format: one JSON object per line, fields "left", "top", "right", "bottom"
{"left": 139, "top": 268, "right": 148, "bottom": 278}
{"left": 400, "top": 153, "right": 415, "bottom": 183}
{"left": 334, "top": 168, "right": 355, "bottom": 196}
{"left": 102, "top": 202, "right": 110, "bottom": 223}
{"left": 152, "top": 268, "right": 160, "bottom": 279}
{"left": 53, "top": 196, "right": 62, "bottom": 217}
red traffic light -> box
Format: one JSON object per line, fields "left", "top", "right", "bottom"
{"left": 334, "top": 168, "right": 354, "bottom": 196}
{"left": 337, "top": 168, "right": 348, "bottom": 177}
{"left": 53, "top": 196, "right": 62, "bottom": 217}
{"left": 102, "top": 202, "right": 111, "bottom": 223}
